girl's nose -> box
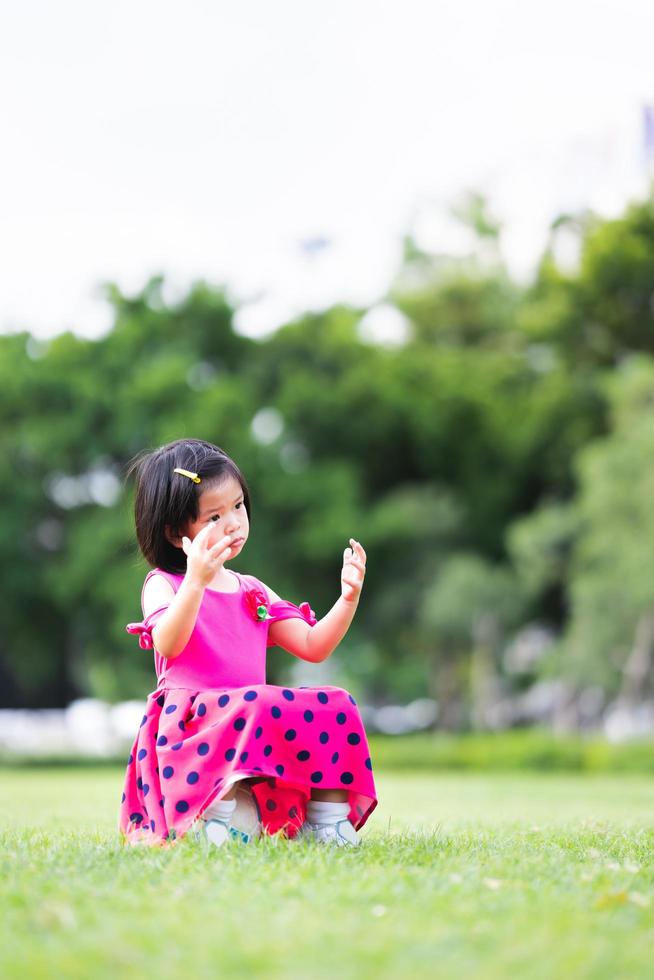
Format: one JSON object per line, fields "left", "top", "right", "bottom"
{"left": 224, "top": 513, "right": 240, "bottom": 533}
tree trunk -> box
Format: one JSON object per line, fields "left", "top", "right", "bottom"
{"left": 619, "top": 607, "right": 654, "bottom": 704}
{"left": 428, "top": 649, "right": 464, "bottom": 731}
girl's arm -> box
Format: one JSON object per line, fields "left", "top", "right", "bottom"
{"left": 267, "top": 539, "right": 366, "bottom": 663}
{"left": 144, "top": 574, "right": 206, "bottom": 660}
{"left": 144, "top": 527, "right": 236, "bottom": 659}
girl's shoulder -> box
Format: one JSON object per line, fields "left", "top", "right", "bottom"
{"left": 141, "top": 568, "right": 183, "bottom": 615}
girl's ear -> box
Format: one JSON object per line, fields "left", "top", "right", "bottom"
{"left": 164, "top": 525, "right": 183, "bottom": 548}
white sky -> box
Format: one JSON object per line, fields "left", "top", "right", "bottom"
{"left": 1, "top": 0, "right": 653, "bottom": 339}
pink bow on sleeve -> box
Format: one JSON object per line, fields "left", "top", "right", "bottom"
{"left": 125, "top": 621, "right": 155, "bottom": 650}
{"left": 297, "top": 601, "right": 318, "bottom": 626}
{"left": 125, "top": 605, "right": 170, "bottom": 650}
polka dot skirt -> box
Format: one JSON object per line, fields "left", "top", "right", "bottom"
{"left": 119, "top": 684, "right": 377, "bottom": 846}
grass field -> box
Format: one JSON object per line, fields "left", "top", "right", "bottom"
{"left": 2, "top": 767, "right": 653, "bottom": 979}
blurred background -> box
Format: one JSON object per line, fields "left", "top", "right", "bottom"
{"left": 3, "top": 0, "right": 654, "bottom": 762}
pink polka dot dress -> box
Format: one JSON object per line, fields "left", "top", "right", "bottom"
{"left": 119, "top": 569, "right": 378, "bottom": 846}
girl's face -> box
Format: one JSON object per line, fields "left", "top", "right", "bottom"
{"left": 184, "top": 474, "right": 250, "bottom": 559}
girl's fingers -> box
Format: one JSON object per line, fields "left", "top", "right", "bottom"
{"left": 207, "top": 545, "right": 235, "bottom": 568}
{"left": 182, "top": 536, "right": 192, "bottom": 556}
{"left": 208, "top": 533, "right": 235, "bottom": 556}
{"left": 350, "top": 539, "right": 366, "bottom": 563}
{"left": 344, "top": 557, "right": 366, "bottom": 574}
{"left": 193, "top": 523, "right": 214, "bottom": 545}
{"left": 348, "top": 539, "right": 366, "bottom": 564}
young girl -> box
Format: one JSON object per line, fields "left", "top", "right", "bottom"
{"left": 119, "top": 438, "right": 377, "bottom": 848}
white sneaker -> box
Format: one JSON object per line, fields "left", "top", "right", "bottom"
{"left": 231, "top": 783, "right": 263, "bottom": 840}
{"left": 298, "top": 819, "right": 360, "bottom": 847}
{"left": 202, "top": 818, "right": 251, "bottom": 847}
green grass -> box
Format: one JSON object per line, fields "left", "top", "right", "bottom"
{"left": 2, "top": 768, "right": 654, "bottom": 979}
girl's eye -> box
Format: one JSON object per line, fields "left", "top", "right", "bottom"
{"left": 236, "top": 502, "right": 243, "bottom": 510}
{"left": 209, "top": 515, "right": 221, "bottom": 523}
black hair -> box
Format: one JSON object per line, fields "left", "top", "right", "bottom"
{"left": 126, "top": 439, "right": 251, "bottom": 573}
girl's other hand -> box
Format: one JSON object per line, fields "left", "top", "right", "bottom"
{"left": 341, "top": 538, "right": 366, "bottom": 603}
{"left": 182, "top": 524, "right": 235, "bottom": 588}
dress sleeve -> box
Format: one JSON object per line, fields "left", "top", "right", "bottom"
{"left": 125, "top": 570, "right": 178, "bottom": 650}
{"left": 265, "top": 599, "right": 318, "bottom": 647}
{"left": 125, "top": 605, "right": 170, "bottom": 650}
{"left": 240, "top": 575, "right": 318, "bottom": 648}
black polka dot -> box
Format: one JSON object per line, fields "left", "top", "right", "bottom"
{"left": 303, "top": 710, "right": 314, "bottom": 722}
{"left": 282, "top": 689, "right": 295, "bottom": 701}
{"left": 253, "top": 767, "right": 262, "bottom": 772}
{"left": 288, "top": 806, "right": 298, "bottom": 820}
{"left": 128, "top": 754, "right": 133, "bottom": 764}
{"left": 234, "top": 717, "right": 246, "bottom": 731}
{"left": 150, "top": 819, "right": 155, "bottom": 831}
{"left": 137, "top": 748, "right": 147, "bottom": 760}
{"left": 156, "top": 695, "right": 165, "bottom": 707}
{"left": 349, "top": 695, "right": 357, "bottom": 705}
{"left": 244, "top": 690, "right": 258, "bottom": 701}
{"left": 140, "top": 715, "right": 147, "bottom": 728}
{"left": 264, "top": 745, "right": 273, "bottom": 757}
{"left": 197, "top": 703, "right": 207, "bottom": 717}
{"left": 297, "top": 750, "right": 310, "bottom": 761}
{"left": 365, "top": 757, "right": 372, "bottom": 770}
{"left": 190, "top": 695, "right": 197, "bottom": 704}
{"left": 130, "top": 811, "right": 143, "bottom": 823}
{"left": 275, "top": 764, "right": 285, "bottom": 776}
{"left": 155, "top": 767, "right": 159, "bottom": 775}
{"left": 165, "top": 704, "right": 177, "bottom": 715}
{"left": 255, "top": 726, "right": 263, "bottom": 738}
{"left": 172, "top": 742, "right": 183, "bottom": 751}
{"left": 175, "top": 800, "right": 189, "bottom": 813}
{"left": 121, "top": 792, "right": 126, "bottom": 803}
{"left": 178, "top": 720, "right": 186, "bottom": 731}
{"left": 186, "top": 771, "right": 199, "bottom": 785}
{"left": 162, "top": 766, "right": 174, "bottom": 779}
{"left": 336, "top": 712, "right": 347, "bottom": 724}
{"left": 225, "top": 748, "right": 236, "bottom": 761}
{"left": 340, "top": 772, "right": 354, "bottom": 784}
{"left": 310, "top": 771, "right": 323, "bottom": 783}
{"left": 218, "top": 695, "right": 230, "bottom": 707}
{"left": 266, "top": 799, "right": 277, "bottom": 811}
{"left": 137, "top": 776, "right": 143, "bottom": 790}
{"left": 317, "top": 692, "right": 329, "bottom": 704}
{"left": 319, "top": 732, "right": 329, "bottom": 744}
{"left": 331, "top": 752, "right": 339, "bottom": 764}
{"left": 157, "top": 735, "right": 168, "bottom": 746}
{"left": 271, "top": 706, "right": 282, "bottom": 719}
{"left": 347, "top": 733, "right": 361, "bottom": 745}
{"left": 159, "top": 798, "right": 164, "bottom": 808}
{"left": 198, "top": 742, "right": 209, "bottom": 756}
{"left": 284, "top": 729, "right": 297, "bottom": 741}
{"left": 143, "top": 784, "right": 150, "bottom": 797}
{"left": 240, "top": 752, "right": 249, "bottom": 763}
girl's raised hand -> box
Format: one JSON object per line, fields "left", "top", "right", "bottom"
{"left": 341, "top": 538, "right": 366, "bottom": 603}
{"left": 182, "top": 524, "right": 236, "bottom": 588}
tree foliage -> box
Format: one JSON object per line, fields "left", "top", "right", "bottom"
{"left": 3, "top": 189, "right": 654, "bottom": 723}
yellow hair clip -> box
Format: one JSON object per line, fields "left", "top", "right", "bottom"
{"left": 173, "top": 467, "right": 201, "bottom": 484}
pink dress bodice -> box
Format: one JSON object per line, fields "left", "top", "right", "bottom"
{"left": 126, "top": 569, "right": 316, "bottom": 690}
